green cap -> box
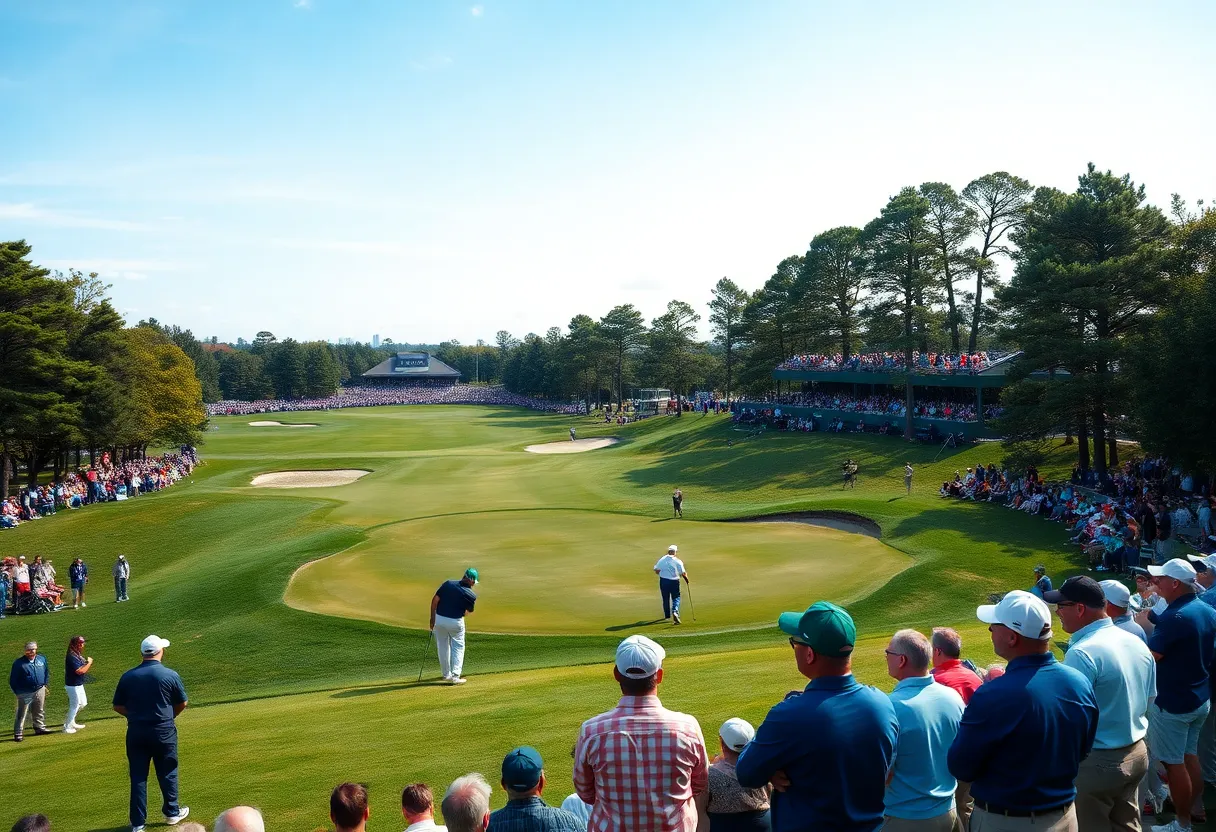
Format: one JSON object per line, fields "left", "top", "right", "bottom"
{"left": 778, "top": 601, "right": 856, "bottom": 658}
{"left": 464, "top": 568, "right": 479, "bottom": 584}
{"left": 501, "top": 746, "right": 544, "bottom": 791}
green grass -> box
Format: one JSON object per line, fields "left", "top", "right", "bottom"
{"left": 0, "top": 406, "right": 1096, "bottom": 830}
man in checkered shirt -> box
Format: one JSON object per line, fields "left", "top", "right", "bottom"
{"left": 573, "top": 634, "right": 709, "bottom": 831}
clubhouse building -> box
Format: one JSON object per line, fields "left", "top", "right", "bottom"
{"left": 362, "top": 352, "right": 461, "bottom": 385}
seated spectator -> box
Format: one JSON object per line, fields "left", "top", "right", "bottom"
{"left": 442, "top": 774, "right": 492, "bottom": 832}
{"left": 737, "top": 601, "right": 898, "bottom": 831}
{"left": 10, "top": 816, "right": 50, "bottom": 832}
{"left": 694, "top": 718, "right": 771, "bottom": 832}
{"left": 331, "top": 783, "right": 370, "bottom": 832}
{"left": 574, "top": 635, "right": 708, "bottom": 831}
{"left": 213, "top": 806, "right": 265, "bottom": 832}
{"left": 402, "top": 783, "right": 447, "bottom": 832}
{"left": 488, "top": 746, "right": 583, "bottom": 831}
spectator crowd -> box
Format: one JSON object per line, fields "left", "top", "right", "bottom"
{"left": 734, "top": 393, "right": 1004, "bottom": 427}
{"left": 2, "top": 449, "right": 198, "bottom": 532}
{"left": 206, "top": 385, "right": 583, "bottom": 417}
{"left": 777, "top": 351, "right": 1009, "bottom": 375}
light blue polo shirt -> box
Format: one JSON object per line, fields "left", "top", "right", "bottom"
{"left": 885, "top": 676, "right": 965, "bottom": 820}
{"left": 1064, "top": 617, "right": 1156, "bottom": 749}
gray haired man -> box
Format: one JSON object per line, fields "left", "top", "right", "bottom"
{"left": 442, "top": 773, "right": 491, "bottom": 832}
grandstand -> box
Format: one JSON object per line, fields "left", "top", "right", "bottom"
{"left": 361, "top": 351, "right": 461, "bottom": 385}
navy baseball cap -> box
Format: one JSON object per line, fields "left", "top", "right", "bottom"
{"left": 502, "top": 746, "right": 543, "bottom": 791}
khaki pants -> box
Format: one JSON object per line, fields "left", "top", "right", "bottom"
{"left": 884, "top": 809, "right": 957, "bottom": 832}
{"left": 1074, "top": 741, "right": 1148, "bottom": 832}
{"left": 956, "top": 781, "right": 973, "bottom": 830}
{"left": 14, "top": 686, "right": 47, "bottom": 737}
{"left": 970, "top": 804, "right": 1076, "bottom": 832}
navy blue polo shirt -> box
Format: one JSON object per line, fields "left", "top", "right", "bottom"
{"left": 736, "top": 674, "right": 898, "bottom": 832}
{"left": 1148, "top": 593, "right": 1216, "bottom": 713}
{"left": 113, "top": 660, "right": 188, "bottom": 734}
{"left": 65, "top": 652, "right": 86, "bottom": 687}
{"left": 947, "top": 653, "right": 1097, "bottom": 811}
{"left": 435, "top": 579, "right": 477, "bottom": 619}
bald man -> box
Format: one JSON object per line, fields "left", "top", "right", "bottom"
{"left": 214, "top": 806, "right": 265, "bottom": 832}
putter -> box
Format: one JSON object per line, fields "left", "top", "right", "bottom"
{"left": 684, "top": 582, "right": 697, "bottom": 621}
{"left": 417, "top": 630, "right": 435, "bottom": 682}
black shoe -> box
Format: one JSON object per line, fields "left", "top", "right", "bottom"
{"left": 14, "top": 735, "right": 22, "bottom": 742}
{"left": 33, "top": 728, "right": 52, "bottom": 736}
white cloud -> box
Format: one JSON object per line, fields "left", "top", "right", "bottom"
{"left": 293, "top": 0, "right": 310, "bottom": 8}
{"left": 39, "top": 258, "right": 184, "bottom": 282}
{"left": 0, "top": 202, "right": 150, "bottom": 232}
{"left": 470, "top": 5, "right": 483, "bottom": 17}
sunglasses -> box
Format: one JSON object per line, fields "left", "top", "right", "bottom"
{"left": 788, "top": 637, "right": 811, "bottom": 649}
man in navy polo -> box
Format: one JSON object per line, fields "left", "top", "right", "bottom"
{"left": 429, "top": 568, "right": 479, "bottom": 685}
{"left": 736, "top": 601, "right": 898, "bottom": 832}
{"left": 10, "top": 641, "right": 51, "bottom": 742}
{"left": 113, "top": 635, "right": 190, "bottom": 832}
{"left": 1139, "top": 558, "right": 1216, "bottom": 832}
{"left": 948, "top": 591, "right": 1097, "bottom": 832}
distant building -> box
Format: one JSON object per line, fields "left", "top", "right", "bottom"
{"left": 362, "top": 351, "right": 460, "bottom": 386}
{"left": 372, "top": 334, "right": 380, "bottom": 348}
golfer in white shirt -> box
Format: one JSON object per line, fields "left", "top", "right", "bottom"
{"left": 654, "top": 545, "right": 689, "bottom": 624}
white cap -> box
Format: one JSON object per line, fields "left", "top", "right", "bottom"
{"left": 1099, "top": 579, "right": 1131, "bottom": 609}
{"left": 615, "top": 634, "right": 665, "bottom": 679}
{"left": 668, "top": 545, "right": 678, "bottom": 553}
{"left": 1189, "top": 554, "right": 1216, "bottom": 572}
{"left": 719, "top": 718, "right": 755, "bottom": 752}
{"left": 140, "top": 635, "right": 171, "bottom": 655}
{"left": 976, "top": 590, "right": 1053, "bottom": 640}
{"left": 1148, "top": 558, "right": 1196, "bottom": 584}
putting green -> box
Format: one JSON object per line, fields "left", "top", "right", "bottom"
{"left": 285, "top": 509, "right": 912, "bottom": 634}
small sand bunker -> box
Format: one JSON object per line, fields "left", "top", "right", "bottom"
{"left": 248, "top": 420, "right": 318, "bottom": 428}
{"left": 525, "top": 437, "right": 621, "bottom": 454}
{"left": 250, "top": 470, "right": 370, "bottom": 488}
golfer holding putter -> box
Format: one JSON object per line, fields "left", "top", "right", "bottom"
{"left": 654, "top": 545, "right": 689, "bottom": 624}
{"left": 429, "top": 568, "right": 478, "bottom": 685}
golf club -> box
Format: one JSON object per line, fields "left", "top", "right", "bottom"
{"left": 684, "top": 581, "right": 696, "bottom": 621}
{"left": 417, "top": 630, "right": 435, "bottom": 682}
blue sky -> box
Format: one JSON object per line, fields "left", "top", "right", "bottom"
{"left": 1, "top": 0, "right": 1213, "bottom": 343}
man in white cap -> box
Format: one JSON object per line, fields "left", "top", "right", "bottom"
{"left": 113, "top": 635, "right": 190, "bottom": 831}
{"left": 653, "top": 546, "right": 688, "bottom": 624}
{"left": 948, "top": 591, "right": 1098, "bottom": 832}
{"left": 1045, "top": 576, "right": 1156, "bottom": 832}
{"left": 1100, "top": 579, "right": 1147, "bottom": 643}
{"left": 574, "top": 634, "right": 708, "bottom": 831}
{"left": 1137, "top": 558, "right": 1216, "bottom": 832}
{"left": 694, "top": 718, "right": 771, "bottom": 831}
{"left": 1187, "top": 553, "right": 1216, "bottom": 610}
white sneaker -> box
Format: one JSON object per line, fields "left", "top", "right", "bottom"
{"left": 1151, "top": 820, "right": 1186, "bottom": 832}
{"left": 448, "top": 677, "right": 467, "bottom": 685}
{"left": 166, "top": 807, "right": 190, "bottom": 825}
{"left": 132, "top": 826, "right": 145, "bottom": 832}
{"left": 63, "top": 726, "right": 76, "bottom": 734}
{"left": 81, "top": 603, "right": 86, "bottom": 608}
{"left": 73, "top": 723, "right": 86, "bottom": 729}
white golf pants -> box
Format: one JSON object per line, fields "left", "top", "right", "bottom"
{"left": 433, "top": 615, "right": 466, "bottom": 679}
{"left": 65, "top": 684, "right": 88, "bottom": 728}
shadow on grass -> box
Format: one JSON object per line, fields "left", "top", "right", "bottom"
{"left": 87, "top": 827, "right": 132, "bottom": 832}
{"left": 605, "top": 618, "right": 668, "bottom": 632}
{"left": 330, "top": 680, "right": 453, "bottom": 699}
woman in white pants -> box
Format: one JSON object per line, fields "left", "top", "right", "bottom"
{"left": 63, "top": 635, "right": 93, "bottom": 733}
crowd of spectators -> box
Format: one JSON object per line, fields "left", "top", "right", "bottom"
{"left": 1, "top": 449, "right": 198, "bottom": 532}
{"left": 777, "top": 351, "right": 1009, "bottom": 375}
{"left": 734, "top": 392, "right": 1004, "bottom": 427}
{"left": 206, "top": 385, "right": 583, "bottom": 417}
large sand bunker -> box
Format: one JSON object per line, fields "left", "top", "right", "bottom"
{"left": 524, "top": 437, "right": 621, "bottom": 454}
{"left": 251, "top": 470, "right": 370, "bottom": 488}
{"left": 249, "top": 420, "right": 318, "bottom": 427}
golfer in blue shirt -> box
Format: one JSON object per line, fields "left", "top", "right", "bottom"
{"left": 430, "top": 568, "right": 478, "bottom": 685}
{"left": 948, "top": 591, "right": 1097, "bottom": 831}
{"left": 736, "top": 601, "right": 898, "bottom": 832}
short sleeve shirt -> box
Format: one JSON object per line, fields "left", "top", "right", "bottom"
{"left": 434, "top": 580, "right": 477, "bottom": 619}
{"left": 65, "top": 653, "right": 86, "bottom": 687}
{"left": 113, "top": 660, "right": 188, "bottom": 732}
{"left": 654, "top": 555, "right": 686, "bottom": 580}
{"left": 1148, "top": 593, "right": 1216, "bottom": 713}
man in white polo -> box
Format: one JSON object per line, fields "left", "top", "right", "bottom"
{"left": 1045, "top": 575, "right": 1156, "bottom": 831}
{"left": 653, "top": 545, "right": 688, "bottom": 624}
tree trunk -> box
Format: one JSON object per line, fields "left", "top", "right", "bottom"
{"left": 969, "top": 262, "right": 985, "bottom": 355}
{"left": 1091, "top": 405, "right": 1107, "bottom": 476}
{"left": 0, "top": 450, "right": 10, "bottom": 499}
{"left": 943, "top": 262, "right": 961, "bottom": 354}
{"left": 1077, "top": 415, "right": 1090, "bottom": 473}
{"left": 1108, "top": 435, "right": 1119, "bottom": 467}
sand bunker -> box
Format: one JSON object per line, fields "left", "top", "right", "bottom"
{"left": 524, "top": 437, "right": 621, "bottom": 454}
{"left": 248, "top": 420, "right": 318, "bottom": 427}
{"left": 732, "top": 511, "right": 882, "bottom": 539}
{"left": 250, "top": 470, "right": 370, "bottom": 488}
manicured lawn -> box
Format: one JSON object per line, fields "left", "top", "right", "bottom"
{"left": 0, "top": 406, "right": 1099, "bottom": 830}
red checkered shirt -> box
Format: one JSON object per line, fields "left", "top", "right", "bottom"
{"left": 574, "top": 694, "right": 709, "bottom": 832}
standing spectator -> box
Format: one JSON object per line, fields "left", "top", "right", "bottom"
{"left": 736, "top": 601, "right": 898, "bottom": 832}
{"left": 442, "top": 774, "right": 492, "bottom": 832}
{"left": 694, "top": 718, "right": 771, "bottom": 832}
{"left": 113, "top": 555, "right": 130, "bottom": 602}
{"left": 401, "top": 784, "right": 447, "bottom": 832}
{"left": 0, "top": 565, "right": 9, "bottom": 618}
{"left": 331, "top": 783, "right": 369, "bottom": 832}
{"left": 489, "top": 746, "right": 584, "bottom": 831}
{"left": 673, "top": 488, "right": 683, "bottom": 518}
{"left": 113, "top": 635, "right": 190, "bottom": 831}
{"left": 905, "top": 463, "right": 914, "bottom": 495}
{"left": 929, "top": 627, "right": 982, "bottom": 704}
{"left": 62, "top": 635, "right": 93, "bottom": 734}
{"left": 1100, "top": 579, "right": 1147, "bottom": 643}
{"left": 429, "top": 568, "right": 479, "bottom": 685}
{"left": 1031, "top": 565, "right": 1052, "bottom": 599}
{"left": 574, "top": 634, "right": 709, "bottom": 831}
{"left": 948, "top": 591, "right": 1098, "bottom": 832}
{"left": 213, "top": 807, "right": 265, "bottom": 832}
{"left": 68, "top": 558, "right": 88, "bottom": 609}
{"left": 1045, "top": 576, "right": 1155, "bottom": 831}
{"left": 10, "top": 641, "right": 51, "bottom": 742}
{"left": 883, "top": 629, "right": 965, "bottom": 832}
{"left": 1139, "top": 559, "right": 1216, "bottom": 832}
